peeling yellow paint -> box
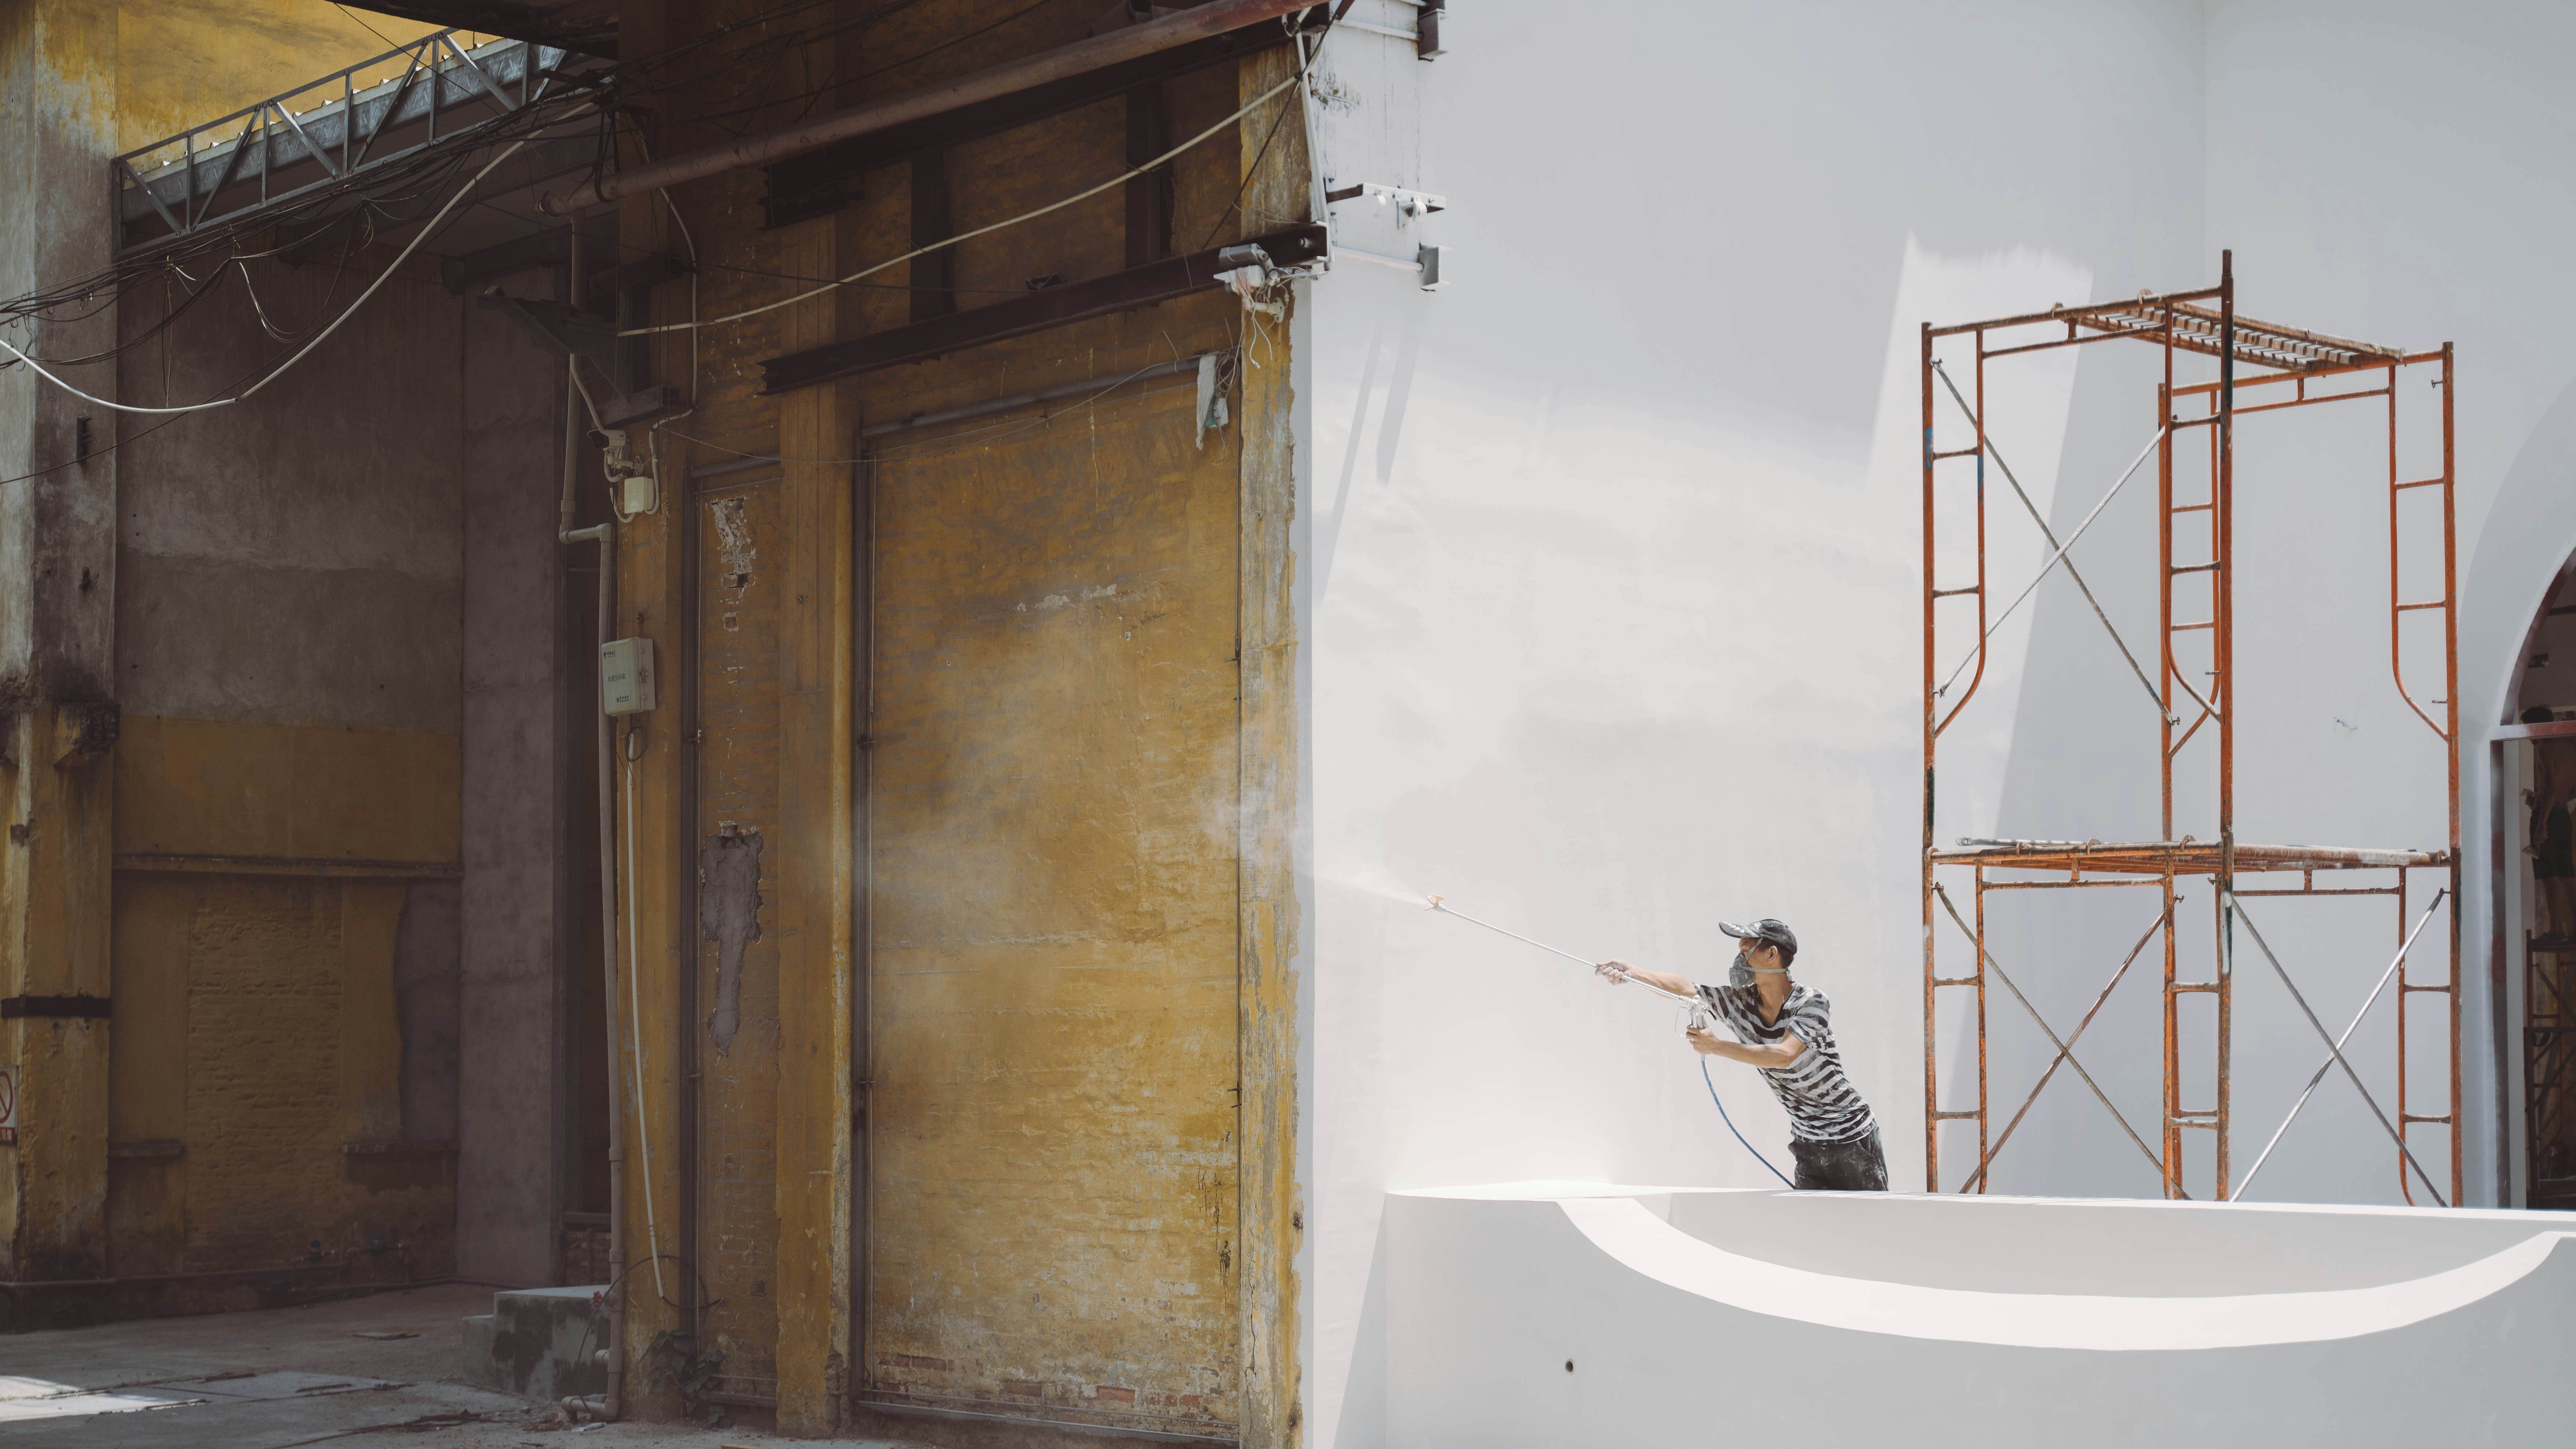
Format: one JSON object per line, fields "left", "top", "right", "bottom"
{"left": 97, "top": 719, "right": 458, "bottom": 1280}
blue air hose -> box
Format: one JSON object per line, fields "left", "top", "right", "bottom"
{"left": 1702, "top": 1055, "right": 1794, "bottom": 1188}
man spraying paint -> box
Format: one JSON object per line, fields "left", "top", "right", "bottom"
{"left": 1598, "top": 918, "right": 1888, "bottom": 1191}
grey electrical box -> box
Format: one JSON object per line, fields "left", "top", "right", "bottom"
{"left": 601, "top": 637, "right": 657, "bottom": 715}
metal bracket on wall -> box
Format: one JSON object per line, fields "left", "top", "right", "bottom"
{"left": 1, "top": 995, "right": 112, "bottom": 1020}
{"left": 478, "top": 294, "right": 614, "bottom": 370}
{"left": 477, "top": 295, "right": 685, "bottom": 427}
{"left": 1322, "top": 182, "right": 1446, "bottom": 219}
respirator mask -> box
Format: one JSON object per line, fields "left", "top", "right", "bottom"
{"left": 1728, "top": 949, "right": 1758, "bottom": 990}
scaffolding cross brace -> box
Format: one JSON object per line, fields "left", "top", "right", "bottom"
{"left": 1921, "top": 252, "right": 2461, "bottom": 1204}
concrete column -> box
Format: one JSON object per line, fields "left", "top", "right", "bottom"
{"left": 0, "top": 0, "right": 122, "bottom": 1285}
{"left": 458, "top": 270, "right": 573, "bottom": 1286}
{"left": 1235, "top": 43, "right": 1308, "bottom": 1449}
{"left": 772, "top": 214, "right": 856, "bottom": 1438}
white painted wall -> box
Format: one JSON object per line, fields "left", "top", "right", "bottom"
{"left": 1300, "top": 4, "right": 2204, "bottom": 1444}
{"left": 1298, "top": 2, "right": 2576, "bottom": 1442}
{"left": 1383, "top": 1184, "right": 2576, "bottom": 1446}
{"left": 1998, "top": 0, "right": 2576, "bottom": 1206}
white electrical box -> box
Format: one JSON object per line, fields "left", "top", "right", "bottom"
{"left": 601, "top": 637, "right": 657, "bottom": 715}
{"left": 621, "top": 471, "right": 660, "bottom": 516}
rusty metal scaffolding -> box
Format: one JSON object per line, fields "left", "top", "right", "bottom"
{"left": 1921, "top": 253, "right": 2460, "bottom": 1204}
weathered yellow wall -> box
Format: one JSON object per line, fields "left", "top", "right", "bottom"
{"left": 61, "top": 0, "right": 474, "bottom": 1295}
{"left": 105, "top": 718, "right": 460, "bottom": 1279}
{"left": 113, "top": 1, "right": 450, "bottom": 154}
{"left": 600, "top": 1, "right": 1299, "bottom": 1434}
{"left": 862, "top": 325, "right": 1244, "bottom": 1434}
{"left": 115, "top": 716, "right": 461, "bottom": 863}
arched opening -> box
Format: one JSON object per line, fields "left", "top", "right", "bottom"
{"left": 2498, "top": 550, "right": 2576, "bottom": 1207}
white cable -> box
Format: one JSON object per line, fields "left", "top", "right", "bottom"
{"left": 0, "top": 109, "right": 590, "bottom": 416}
{"left": 624, "top": 748, "right": 666, "bottom": 1302}
{"left": 642, "top": 176, "right": 700, "bottom": 521}
{"left": 0, "top": 335, "right": 220, "bottom": 415}
{"left": 619, "top": 73, "right": 1304, "bottom": 338}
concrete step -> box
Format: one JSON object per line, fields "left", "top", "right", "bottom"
{"left": 459, "top": 1285, "right": 609, "bottom": 1402}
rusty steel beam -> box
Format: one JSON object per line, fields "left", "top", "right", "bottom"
{"left": 539, "top": 0, "right": 1315, "bottom": 214}
{"left": 761, "top": 27, "right": 1287, "bottom": 230}
{"left": 759, "top": 223, "right": 1323, "bottom": 393}
{"left": 1934, "top": 840, "right": 2447, "bottom": 873}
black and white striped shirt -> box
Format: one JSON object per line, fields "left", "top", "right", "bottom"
{"left": 1697, "top": 979, "right": 1875, "bottom": 1143}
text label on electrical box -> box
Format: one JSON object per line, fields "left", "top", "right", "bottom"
{"left": 600, "top": 637, "right": 657, "bottom": 715}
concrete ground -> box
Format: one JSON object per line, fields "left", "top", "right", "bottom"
{"left": 0, "top": 1284, "right": 926, "bottom": 1449}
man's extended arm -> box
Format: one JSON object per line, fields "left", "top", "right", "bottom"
{"left": 1595, "top": 960, "right": 1695, "bottom": 998}
{"left": 1595, "top": 959, "right": 1808, "bottom": 1070}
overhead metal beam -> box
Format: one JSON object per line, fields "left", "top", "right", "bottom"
{"left": 760, "top": 224, "right": 1323, "bottom": 395}
{"left": 357, "top": 0, "right": 618, "bottom": 56}
{"left": 540, "top": 0, "right": 1316, "bottom": 215}
{"left": 760, "top": 27, "right": 1286, "bottom": 230}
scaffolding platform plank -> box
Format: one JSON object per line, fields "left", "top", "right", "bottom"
{"left": 1932, "top": 839, "right": 2447, "bottom": 875}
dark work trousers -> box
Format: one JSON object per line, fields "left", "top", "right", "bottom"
{"left": 1788, "top": 1126, "right": 1889, "bottom": 1191}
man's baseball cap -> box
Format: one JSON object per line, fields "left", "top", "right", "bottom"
{"left": 1719, "top": 918, "right": 1797, "bottom": 951}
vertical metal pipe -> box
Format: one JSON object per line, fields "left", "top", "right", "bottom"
{"left": 2495, "top": 735, "right": 2520, "bottom": 1206}
{"left": 2399, "top": 869, "right": 2414, "bottom": 1202}
{"left": 561, "top": 223, "right": 624, "bottom": 1424}
{"left": 2389, "top": 366, "right": 2418, "bottom": 1205}
{"left": 852, "top": 433, "right": 877, "bottom": 1405}
{"left": 1966, "top": 334, "right": 1990, "bottom": 1187}
{"left": 2443, "top": 341, "right": 2464, "bottom": 1205}
{"left": 587, "top": 538, "right": 621, "bottom": 1420}
{"left": 1921, "top": 322, "right": 1939, "bottom": 1193}
{"left": 678, "top": 390, "right": 701, "bottom": 1352}
{"left": 2162, "top": 867, "right": 2179, "bottom": 1197}
{"left": 1969, "top": 332, "right": 1993, "bottom": 1187}
{"left": 2214, "top": 251, "right": 2237, "bottom": 1200}
{"left": 1974, "top": 866, "right": 1990, "bottom": 1190}
{"left": 2158, "top": 324, "right": 2182, "bottom": 1199}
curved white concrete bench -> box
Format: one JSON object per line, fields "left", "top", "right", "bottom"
{"left": 1383, "top": 1183, "right": 2576, "bottom": 1446}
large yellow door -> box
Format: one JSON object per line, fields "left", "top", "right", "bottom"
{"left": 864, "top": 366, "right": 1242, "bottom": 1435}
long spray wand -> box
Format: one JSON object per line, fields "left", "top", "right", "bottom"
{"left": 1425, "top": 895, "right": 1696, "bottom": 1002}
{"left": 1423, "top": 895, "right": 1795, "bottom": 1187}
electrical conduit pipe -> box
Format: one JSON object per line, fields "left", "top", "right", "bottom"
{"left": 560, "top": 230, "right": 627, "bottom": 1423}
